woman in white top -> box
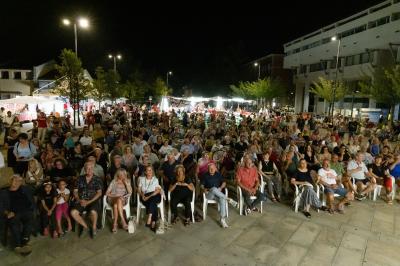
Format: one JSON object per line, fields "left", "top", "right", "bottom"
{"left": 25, "top": 158, "right": 44, "bottom": 188}
{"left": 138, "top": 165, "right": 161, "bottom": 232}
{"left": 106, "top": 169, "right": 132, "bottom": 233}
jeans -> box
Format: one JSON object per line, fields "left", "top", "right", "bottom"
{"left": 205, "top": 187, "right": 228, "bottom": 218}
{"left": 8, "top": 211, "right": 33, "bottom": 247}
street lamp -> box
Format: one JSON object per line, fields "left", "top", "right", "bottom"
{"left": 331, "top": 36, "right": 341, "bottom": 118}
{"left": 108, "top": 54, "right": 122, "bottom": 72}
{"left": 62, "top": 17, "right": 90, "bottom": 56}
{"left": 254, "top": 62, "right": 261, "bottom": 80}
{"left": 166, "top": 71, "right": 173, "bottom": 88}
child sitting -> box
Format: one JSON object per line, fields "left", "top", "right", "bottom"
{"left": 39, "top": 181, "right": 57, "bottom": 238}
{"left": 55, "top": 179, "right": 72, "bottom": 235}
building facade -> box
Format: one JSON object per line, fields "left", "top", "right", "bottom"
{"left": 283, "top": 0, "right": 400, "bottom": 117}
{"left": 0, "top": 69, "right": 33, "bottom": 99}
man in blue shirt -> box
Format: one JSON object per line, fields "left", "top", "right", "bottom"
{"left": 201, "top": 163, "right": 233, "bottom": 228}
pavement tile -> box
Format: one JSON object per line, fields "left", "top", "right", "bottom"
{"left": 341, "top": 232, "right": 367, "bottom": 252}
{"left": 288, "top": 222, "right": 321, "bottom": 247}
{"left": 333, "top": 246, "right": 363, "bottom": 266}
{"left": 364, "top": 239, "right": 400, "bottom": 266}
{"left": 272, "top": 243, "right": 308, "bottom": 266}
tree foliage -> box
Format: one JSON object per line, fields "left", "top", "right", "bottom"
{"left": 153, "top": 77, "right": 172, "bottom": 98}
{"left": 310, "top": 77, "right": 347, "bottom": 103}
{"left": 230, "top": 77, "right": 287, "bottom": 100}
{"left": 120, "top": 69, "right": 147, "bottom": 102}
{"left": 91, "top": 66, "right": 108, "bottom": 105}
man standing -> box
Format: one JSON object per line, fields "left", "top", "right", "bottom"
{"left": 236, "top": 157, "right": 266, "bottom": 215}
{"left": 70, "top": 162, "right": 102, "bottom": 239}
{"left": 36, "top": 112, "right": 48, "bottom": 144}
{"left": 0, "top": 175, "right": 34, "bottom": 255}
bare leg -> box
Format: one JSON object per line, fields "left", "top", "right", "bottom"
{"left": 70, "top": 209, "right": 88, "bottom": 229}
{"left": 327, "top": 193, "right": 334, "bottom": 210}
{"left": 113, "top": 203, "right": 118, "bottom": 229}
{"left": 90, "top": 211, "right": 98, "bottom": 231}
{"left": 116, "top": 198, "right": 127, "bottom": 228}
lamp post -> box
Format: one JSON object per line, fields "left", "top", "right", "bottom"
{"left": 331, "top": 36, "right": 341, "bottom": 118}
{"left": 108, "top": 54, "right": 122, "bottom": 72}
{"left": 62, "top": 17, "right": 89, "bottom": 56}
{"left": 166, "top": 71, "right": 173, "bottom": 88}
{"left": 254, "top": 62, "right": 261, "bottom": 80}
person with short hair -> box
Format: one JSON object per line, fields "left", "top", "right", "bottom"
{"left": 347, "top": 152, "right": 376, "bottom": 200}
{"left": 13, "top": 133, "right": 37, "bottom": 176}
{"left": 70, "top": 162, "right": 102, "bottom": 239}
{"left": 0, "top": 175, "right": 35, "bottom": 255}
{"left": 169, "top": 165, "right": 194, "bottom": 226}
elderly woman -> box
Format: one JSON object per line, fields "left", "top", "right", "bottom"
{"left": 138, "top": 165, "right": 162, "bottom": 232}
{"left": 106, "top": 169, "right": 132, "bottom": 233}
{"left": 169, "top": 165, "right": 195, "bottom": 226}
{"left": 291, "top": 159, "right": 327, "bottom": 218}
{"left": 122, "top": 145, "right": 138, "bottom": 175}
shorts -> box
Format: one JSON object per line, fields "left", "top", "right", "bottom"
{"left": 71, "top": 200, "right": 100, "bottom": 214}
{"left": 352, "top": 178, "right": 369, "bottom": 185}
{"left": 324, "top": 186, "right": 347, "bottom": 197}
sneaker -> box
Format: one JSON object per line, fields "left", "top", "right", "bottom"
{"left": 228, "top": 198, "right": 238, "bottom": 208}
{"left": 356, "top": 194, "right": 366, "bottom": 201}
{"left": 302, "top": 211, "right": 311, "bottom": 219}
{"left": 220, "top": 218, "right": 229, "bottom": 228}
{"left": 244, "top": 208, "right": 251, "bottom": 216}
{"left": 90, "top": 228, "right": 97, "bottom": 239}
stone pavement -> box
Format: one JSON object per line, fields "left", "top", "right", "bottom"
{"left": 2, "top": 189, "right": 400, "bottom": 266}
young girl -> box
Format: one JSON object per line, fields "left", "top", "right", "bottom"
{"left": 39, "top": 182, "right": 57, "bottom": 238}
{"left": 55, "top": 180, "right": 72, "bottom": 235}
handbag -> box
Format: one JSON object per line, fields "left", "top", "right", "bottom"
{"left": 128, "top": 216, "right": 136, "bottom": 234}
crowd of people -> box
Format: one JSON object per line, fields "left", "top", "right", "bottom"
{"left": 1, "top": 103, "right": 400, "bottom": 256}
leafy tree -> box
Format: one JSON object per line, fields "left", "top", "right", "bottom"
{"left": 104, "top": 69, "right": 121, "bottom": 103}
{"left": 53, "top": 49, "right": 91, "bottom": 127}
{"left": 121, "top": 69, "right": 147, "bottom": 103}
{"left": 91, "top": 67, "right": 108, "bottom": 108}
{"left": 153, "top": 77, "right": 172, "bottom": 98}
{"left": 359, "top": 65, "right": 400, "bottom": 125}
{"left": 310, "top": 77, "right": 347, "bottom": 116}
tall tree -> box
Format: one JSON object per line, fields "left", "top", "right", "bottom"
{"left": 104, "top": 69, "right": 121, "bottom": 103}
{"left": 91, "top": 66, "right": 108, "bottom": 109}
{"left": 359, "top": 65, "right": 400, "bottom": 125}
{"left": 121, "top": 69, "right": 147, "bottom": 103}
{"left": 152, "top": 77, "right": 172, "bottom": 99}
{"left": 53, "top": 49, "right": 91, "bottom": 127}
{"left": 310, "top": 77, "right": 347, "bottom": 115}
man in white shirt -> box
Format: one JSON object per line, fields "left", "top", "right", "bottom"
{"left": 318, "top": 159, "right": 352, "bottom": 212}
{"left": 132, "top": 136, "right": 147, "bottom": 159}
{"left": 79, "top": 129, "right": 93, "bottom": 147}
{"left": 347, "top": 152, "right": 376, "bottom": 200}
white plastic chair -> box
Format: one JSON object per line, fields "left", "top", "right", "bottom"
{"left": 319, "top": 184, "right": 343, "bottom": 206}
{"left": 237, "top": 175, "right": 265, "bottom": 215}
{"left": 351, "top": 178, "right": 381, "bottom": 201}
{"left": 370, "top": 176, "right": 396, "bottom": 201}
{"left": 136, "top": 192, "right": 165, "bottom": 224}
{"left": 293, "top": 183, "right": 320, "bottom": 213}
{"left": 167, "top": 189, "right": 195, "bottom": 223}
{"left": 202, "top": 188, "right": 229, "bottom": 220}
{"left": 102, "top": 194, "right": 131, "bottom": 228}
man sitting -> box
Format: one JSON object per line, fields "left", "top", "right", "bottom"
{"left": 236, "top": 157, "right": 266, "bottom": 215}
{"left": 0, "top": 175, "right": 34, "bottom": 255}
{"left": 70, "top": 162, "right": 102, "bottom": 239}
{"left": 318, "top": 159, "right": 352, "bottom": 213}
{"left": 347, "top": 152, "right": 376, "bottom": 200}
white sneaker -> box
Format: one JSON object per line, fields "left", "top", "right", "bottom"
{"left": 228, "top": 198, "right": 238, "bottom": 208}
{"left": 220, "top": 218, "right": 229, "bottom": 228}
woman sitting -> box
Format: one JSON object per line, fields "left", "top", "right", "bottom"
{"left": 25, "top": 158, "right": 44, "bottom": 190}
{"left": 259, "top": 151, "right": 281, "bottom": 202}
{"left": 105, "top": 169, "right": 132, "bottom": 233}
{"left": 291, "top": 159, "right": 327, "bottom": 218}
{"left": 138, "top": 165, "right": 162, "bottom": 232}
{"left": 169, "top": 165, "right": 195, "bottom": 226}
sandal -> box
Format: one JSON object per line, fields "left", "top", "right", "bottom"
{"left": 112, "top": 224, "right": 117, "bottom": 233}
{"left": 183, "top": 218, "right": 190, "bottom": 226}
{"left": 271, "top": 197, "right": 277, "bottom": 203}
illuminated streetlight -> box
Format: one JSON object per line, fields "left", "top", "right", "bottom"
{"left": 62, "top": 17, "right": 90, "bottom": 56}
{"left": 108, "top": 54, "right": 122, "bottom": 72}
{"left": 166, "top": 71, "right": 173, "bottom": 88}
{"left": 331, "top": 35, "right": 341, "bottom": 118}
{"left": 254, "top": 62, "right": 260, "bottom": 79}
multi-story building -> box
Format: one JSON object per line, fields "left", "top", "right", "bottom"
{"left": 283, "top": 0, "right": 400, "bottom": 117}
{"left": 0, "top": 68, "right": 33, "bottom": 99}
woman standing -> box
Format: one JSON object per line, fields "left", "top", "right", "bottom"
{"left": 106, "top": 169, "right": 132, "bottom": 233}
{"left": 169, "top": 165, "right": 195, "bottom": 226}
{"left": 291, "top": 159, "right": 326, "bottom": 218}
{"left": 138, "top": 165, "right": 162, "bottom": 232}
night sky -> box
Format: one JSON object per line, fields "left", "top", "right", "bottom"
{"left": 1, "top": 0, "right": 384, "bottom": 96}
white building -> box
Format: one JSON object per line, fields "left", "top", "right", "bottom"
{"left": 0, "top": 68, "right": 33, "bottom": 99}
{"left": 283, "top": 0, "right": 400, "bottom": 117}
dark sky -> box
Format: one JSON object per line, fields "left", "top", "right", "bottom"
{"left": 1, "top": 0, "right": 384, "bottom": 95}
